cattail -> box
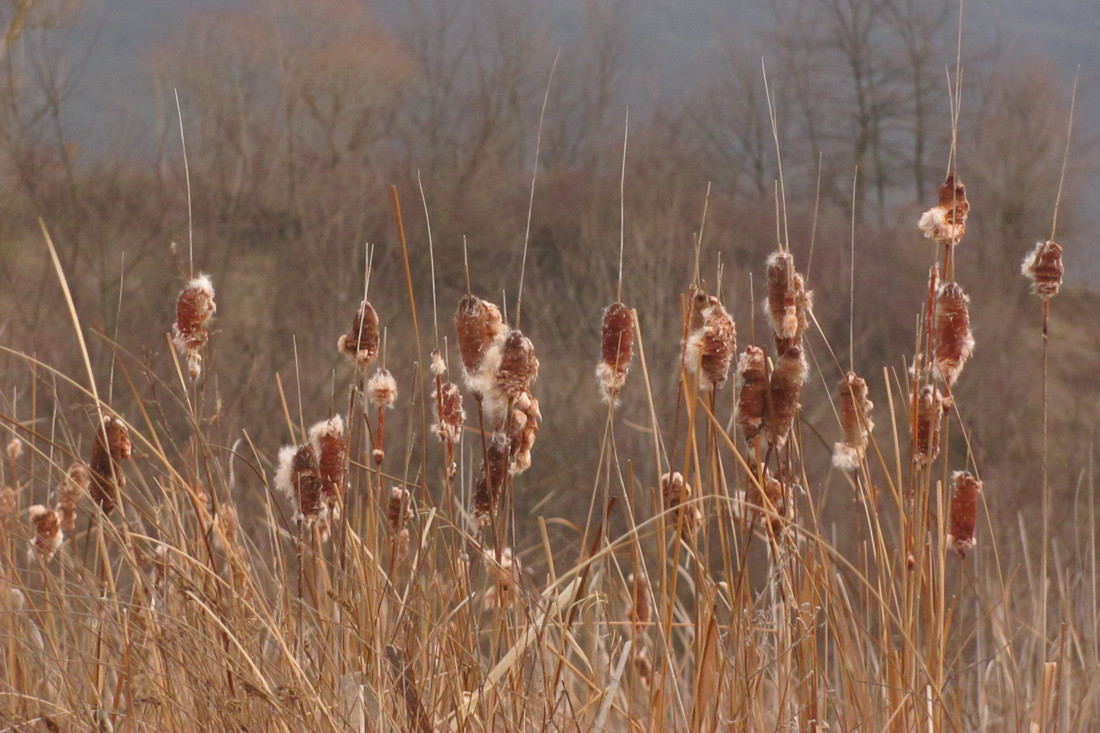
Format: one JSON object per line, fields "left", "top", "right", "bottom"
{"left": 661, "top": 471, "right": 702, "bottom": 536}
{"left": 387, "top": 486, "right": 413, "bottom": 557}
{"left": 172, "top": 274, "right": 216, "bottom": 381}
{"left": 6, "top": 437, "right": 23, "bottom": 465}
{"left": 0, "top": 486, "right": 15, "bottom": 526}
{"left": 435, "top": 382, "right": 465, "bottom": 447}
{"left": 1022, "top": 240, "right": 1064, "bottom": 299}
{"left": 746, "top": 471, "right": 788, "bottom": 532}
{"left": 627, "top": 573, "right": 651, "bottom": 627}
{"left": 633, "top": 648, "right": 653, "bottom": 688}
{"left": 368, "top": 368, "right": 398, "bottom": 466}
{"left": 337, "top": 300, "right": 380, "bottom": 368}
{"left": 685, "top": 298, "right": 736, "bottom": 390}
{"left": 56, "top": 463, "right": 87, "bottom": 531}
{"left": 455, "top": 295, "right": 507, "bottom": 392}
{"left": 496, "top": 330, "right": 539, "bottom": 403}
{"left": 833, "top": 372, "right": 874, "bottom": 470}
{"left": 88, "top": 416, "right": 131, "bottom": 515}
{"left": 948, "top": 471, "right": 982, "bottom": 557}
{"left": 933, "top": 282, "right": 974, "bottom": 387}
{"left": 308, "top": 416, "right": 346, "bottom": 514}
{"left": 913, "top": 385, "right": 947, "bottom": 465}
{"left": 766, "top": 346, "right": 807, "bottom": 447}
{"left": 596, "top": 302, "right": 634, "bottom": 403}
{"left": 28, "top": 505, "right": 63, "bottom": 561}
{"left": 507, "top": 394, "right": 540, "bottom": 475}
{"left": 473, "top": 432, "right": 510, "bottom": 526}
{"left": 918, "top": 174, "right": 970, "bottom": 247}
{"left": 482, "top": 546, "right": 521, "bottom": 606}
{"left": 765, "top": 252, "right": 813, "bottom": 351}
{"left": 275, "top": 443, "right": 323, "bottom": 522}
{"left": 736, "top": 346, "right": 768, "bottom": 442}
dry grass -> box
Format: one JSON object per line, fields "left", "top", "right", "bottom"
{"left": 0, "top": 168, "right": 1095, "bottom": 733}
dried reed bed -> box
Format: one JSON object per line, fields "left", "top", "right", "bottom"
{"left": 0, "top": 170, "right": 1094, "bottom": 733}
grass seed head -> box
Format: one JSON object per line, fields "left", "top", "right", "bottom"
{"left": 948, "top": 471, "right": 982, "bottom": 558}
{"left": 308, "top": 416, "right": 346, "bottom": 513}
{"left": 172, "top": 274, "right": 216, "bottom": 381}
{"left": 736, "top": 346, "right": 768, "bottom": 441}
{"left": 28, "top": 505, "right": 63, "bottom": 561}
{"left": 597, "top": 301, "right": 634, "bottom": 403}
{"left": 933, "top": 282, "right": 975, "bottom": 386}
{"left": 766, "top": 346, "right": 808, "bottom": 447}
{"left": 1022, "top": 240, "right": 1064, "bottom": 299}
{"left": 89, "top": 416, "right": 131, "bottom": 515}
{"left": 338, "top": 300, "right": 380, "bottom": 368}
{"left": 833, "top": 372, "right": 874, "bottom": 470}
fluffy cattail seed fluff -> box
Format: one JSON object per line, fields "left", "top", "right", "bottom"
{"left": 596, "top": 302, "right": 634, "bottom": 403}
{"left": 736, "top": 346, "right": 768, "bottom": 442}
{"left": 6, "top": 437, "right": 23, "bottom": 464}
{"left": 28, "top": 505, "right": 63, "bottom": 561}
{"left": 766, "top": 346, "right": 808, "bottom": 447}
{"left": 337, "top": 300, "right": 380, "bottom": 368}
{"left": 933, "top": 282, "right": 974, "bottom": 387}
{"left": 1022, "top": 241, "right": 1064, "bottom": 299}
{"left": 948, "top": 471, "right": 981, "bottom": 558}
{"left": 833, "top": 372, "right": 874, "bottom": 470}
{"left": 918, "top": 174, "right": 969, "bottom": 247}
{"left": 430, "top": 349, "right": 447, "bottom": 377}
{"left": 276, "top": 443, "right": 323, "bottom": 522}
{"left": 367, "top": 369, "right": 398, "bottom": 409}
{"left": 172, "top": 274, "right": 216, "bottom": 381}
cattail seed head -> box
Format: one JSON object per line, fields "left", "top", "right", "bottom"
{"left": 765, "top": 252, "right": 791, "bottom": 333}
{"left": 434, "top": 382, "right": 465, "bottom": 446}
{"left": 918, "top": 174, "right": 969, "bottom": 247}
{"left": 387, "top": 486, "right": 413, "bottom": 534}
{"left": 933, "top": 282, "right": 974, "bottom": 386}
{"left": 308, "top": 416, "right": 346, "bottom": 513}
{"left": 88, "top": 416, "right": 131, "bottom": 515}
{"left": 367, "top": 368, "right": 398, "bottom": 409}
{"left": 337, "top": 300, "right": 380, "bottom": 368}
{"left": 596, "top": 302, "right": 634, "bottom": 403}
{"left": 628, "top": 573, "right": 652, "bottom": 627}
{"left": 496, "top": 330, "right": 539, "bottom": 402}
{"left": 833, "top": 372, "right": 874, "bottom": 470}
{"left": 736, "top": 346, "right": 768, "bottom": 442}
{"left": 507, "top": 395, "right": 540, "bottom": 475}
{"left": 948, "top": 471, "right": 981, "bottom": 557}
{"left": 746, "top": 470, "right": 789, "bottom": 532}
{"left": 685, "top": 298, "right": 736, "bottom": 390}
{"left": 766, "top": 346, "right": 808, "bottom": 447}
{"left": 913, "top": 385, "right": 947, "bottom": 465}
{"left": 661, "top": 471, "right": 702, "bottom": 536}
{"left": 276, "top": 443, "right": 324, "bottom": 522}
{"left": 6, "top": 437, "right": 23, "bottom": 464}
{"left": 765, "top": 252, "right": 813, "bottom": 351}
{"left": 473, "top": 433, "right": 510, "bottom": 526}
{"left": 0, "top": 486, "right": 16, "bottom": 525}
{"left": 1022, "top": 240, "right": 1064, "bottom": 299}
{"left": 455, "top": 295, "right": 507, "bottom": 380}
{"left": 56, "top": 462, "right": 87, "bottom": 531}
{"left": 28, "top": 505, "right": 63, "bottom": 561}
{"left": 430, "top": 349, "right": 447, "bottom": 377}
{"left": 172, "top": 274, "right": 216, "bottom": 381}
{"left": 482, "top": 546, "right": 522, "bottom": 606}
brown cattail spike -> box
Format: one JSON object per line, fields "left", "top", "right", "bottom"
{"left": 455, "top": 295, "right": 507, "bottom": 388}
{"left": 387, "top": 486, "right": 413, "bottom": 533}
{"left": 308, "top": 416, "right": 346, "bottom": 514}
{"left": 627, "top": 573, "right": 651, "bottom": 627}
{"left": 765, "top": 252, "right": 791, "bottom": 335}
{"left": 172, "top": 274, "right": 216, "bottom": 381}
{"left": 736, "top": 346, "right": 768, "bottom": 442}
{"left": 765, "top": 252, "right": 813, "bottom": 352}
{"left": 661, "top": 471, "right": 702, "bottom": 536}
{"left": 276, "top": 443, "right": 323, "bottom": 522}
{"left": 933, "top": 282, "right": 975, "bottom": 387}
{"left": 948, "top": 471, "right": 982, "bottom": 557}
{"left": 338, "top": 300, "right": 380, "bottom": 368}
{"left": 496, "top": 330, "right": 539, "bottom": 403}
{"left": 833, "top": 372, "right": 874, "bottom": 470}
{"left": 596, "top": 302, "right": 634, "bottom": 403}
{"left": 28, "top": 505, "right": 63, "bottom": 561}
{"left": 746, "top": 470, "right": 789, "bottom": 532}
{"left": 1022, "top": 240, "right": 1064, "bottom": 299}
{"left": 435, "top": 382, "right": 465, "bottom": 446}
{"left": 88, "top": 416, "right": 132, "bottom": 515}
{"left": 507, "top": 394, "right": 540, "bottom": 475}
{"left": 685, "top": 297, "right": 736, "bottom": 390}
{"left": 913, "top": 385, "right": 947, "bottom": 465}
{"left": 766, "top": 346, "right": 808, "bottom": 447}
{"left": 473, "top": 433, "right": 510, "bottom": 526}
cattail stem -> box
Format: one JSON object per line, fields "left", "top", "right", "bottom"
{"left": 1039, "top": 297, "right": 1050, "bottom": 647}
